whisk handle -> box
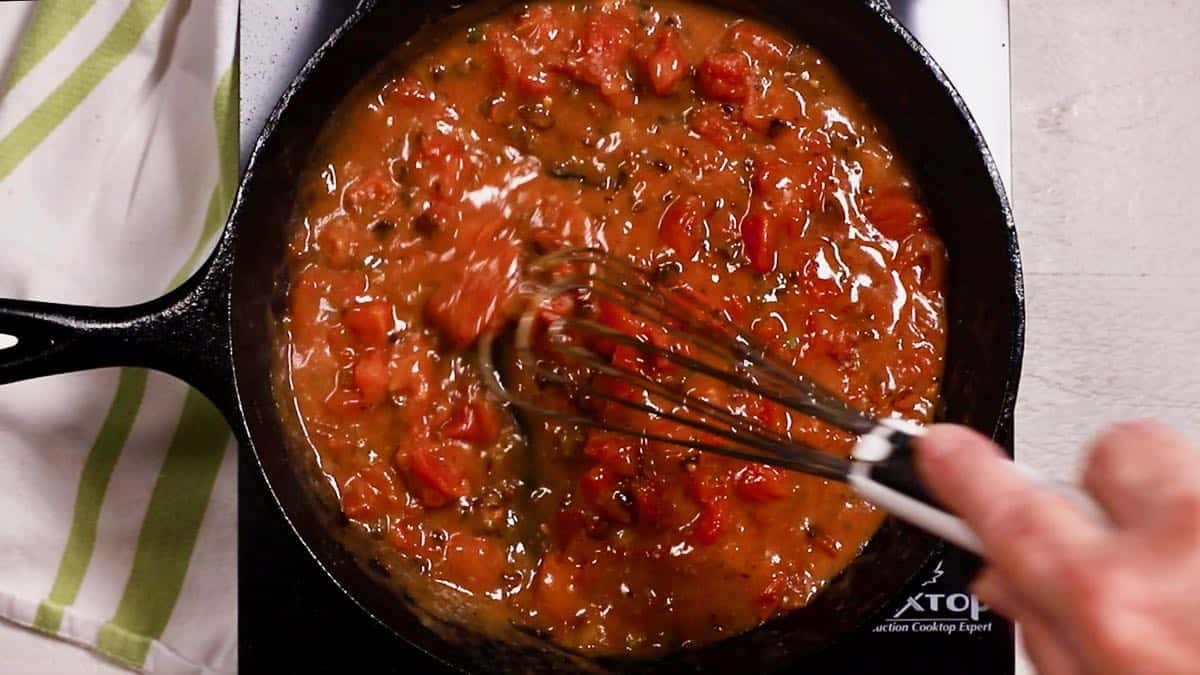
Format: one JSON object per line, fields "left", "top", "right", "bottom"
{"left": 848, "top": 422, "right": 985, "bottom": 554}
{"left": 849, "top": 423, "right": 1111, "bottom": 558}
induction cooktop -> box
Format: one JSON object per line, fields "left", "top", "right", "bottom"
{"left": 238, "top": 2, "right": 1014, "bottom": 672}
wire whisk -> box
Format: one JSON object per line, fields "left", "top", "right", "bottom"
{"left": 479, "top": 248, "right": 978, "bottom": 553}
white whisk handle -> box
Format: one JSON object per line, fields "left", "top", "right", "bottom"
{"left": 848, "top": 421, "right": 1109, "bottom": 558}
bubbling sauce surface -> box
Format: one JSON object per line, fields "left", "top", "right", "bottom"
{"left": 278, "top": 0, "right": 947, "bottom": 655}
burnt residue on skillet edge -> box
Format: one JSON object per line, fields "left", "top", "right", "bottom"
{"left": 235, "top": 0, "right": 1023, "bottom": 673}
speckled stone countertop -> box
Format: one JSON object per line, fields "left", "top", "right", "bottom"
{"left": 1012, "top": 2, "right": 1200, "bottom": 669}
{"left": 1011, "top": 0, "right": 1200, "bottom": 472}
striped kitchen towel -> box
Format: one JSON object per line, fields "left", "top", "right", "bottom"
{"left": 0, "top": 1, "right": 237, "bottom": 673}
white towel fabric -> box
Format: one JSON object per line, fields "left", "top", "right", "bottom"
{"left": 0, "top": 1, "right": 238, "bottom": 673}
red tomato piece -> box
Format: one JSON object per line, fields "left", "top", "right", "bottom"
{"left": 425, "top": 243, "right": 519, "bottom": 347}
{"left": 343, "top": 301, "right": 392, "bottom": 346}
{"left": 744, "top": 395, "right": 784, "bottom": 432}
{"left": 404, "top": 443, "right": 470, "bottom": 508}
{"left": 325, "top": 388, "right": 369, "bottom": 417}
{"left": 387, "top": 518, "right": 426, "bottom": 555}
{"left": 316, "top": 218, "right": 357, "bottom": 269}
{"left": 755, "top": 575, "right": 787, "bottom": 620}
{"left": 726, "top": 22, "right": 792, "bottom": 66}
{"left": 740, "top": 211, "right": 778, "bottom": 274}
{"left": 896, "top": 229, "right": 947, "bottom": 291}
{"left": 382, "top": 76, "right": 434, "bottom": 106}
{"left": 341, "top": 475, "right": 381, "bottom": 521}
{"left": 689, "top": 104, "right": 742, "bottom": 149}
{"left": 799, "top": 250, "right": 842, "bottom": 304}
{"left": 353, "top": 350, "right": 390, "bottom": 406}
{"left": 735, "top": 465, "right": 790, "bottom": 503}
{"left": 582, "top": 432, "right": 638, "bottom": 477}
{"left": 534, "top": 553, "right": 581, "bottom": 624}
{"left": 440, "top": 399, "right": 501, "bottom": 445}
{"left": 658, "top": 194, "right": 705, "bottom": 259}
{"left": 632, "top": 478, "right": 668, "bottom": 530}
{"left": 343, "top": 169, "right": 397, "bottom": 219}
{"left": 572, "top": 12, "right": 635, "bottom": 107}
{"left": 865, "top": 187, "right": 927, "bottom": 240}
{"left": 642, "top": 29, "right": 686, "bottom": 95}
{"left": 696, "top": 51, "right": 752, "bottom": 103}
{"left": 692, "top": 499, "right": 728, "bottom": 545}
{"left": 442, "top": 533, "right": 505, "bottom": 592}
{"left": 686, "top": 466, "right": 726, "bottom": 506}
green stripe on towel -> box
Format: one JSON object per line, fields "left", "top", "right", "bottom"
{"left": 1, "top": 0, "right": 98, "bottom": 92}
{"left": 33, "top": 368, "right": 150, "bottom": 634}
{"left": 96, "top": 391, "right": 230, "bottom": 668}
{"left": 0, "top": 0, "right": 170, "bottom": 181}
{"left": 95, "top": 60, "right": 238, "bottom": 668}
{"left": 33, "top": 56, "right": 238, "bottom": 665}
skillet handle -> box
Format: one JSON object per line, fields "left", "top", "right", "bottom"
{"left": 0, "top": 243, "right": 237, "bottom": 419}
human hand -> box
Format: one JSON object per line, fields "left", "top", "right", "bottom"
{"left": 915, "top": 421, "right": 1200, "bottom": 675}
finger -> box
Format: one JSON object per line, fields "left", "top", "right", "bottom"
{"left": 1082, "top": 419, "right": 1200, "bottom": 527}
{"left": 974, "top": 570, "right": 1081, "bottom": 675}
{"left": 970, "top": 567, "right": 1021, "bottom": 618}
{"left": 916, "top": 425, "right": 1103, "bottom": 602}
{"left": 1019, "top": 614, "right": 1082, "bottom": 675}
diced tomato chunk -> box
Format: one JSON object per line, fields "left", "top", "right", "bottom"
{"left": 386, "top": 518, "right": 425, "bottom": 555}
{"left": 745, "top": 395, "right": 784, "bottom": 431}
{"left": 739, "top": 211, "right": 778, "bottom": 274}
{"left": 572, "top": 12, "right": 635, "bottom": 107}
{"left": 690, "top": 104, "right": 742, "bottom": 149}
{"left": 440, "top": 399, "right": 501, "bottom": 445}
{"left": 642, "top": 30, "right": 686, "bottom": 95}
{"left": 735, "top": 465, "right": 790, "bottom": 502}
{"left": 353, "top": 350, "right": 390, "bottom": 405}
{"left": 686, "top": 466, "right": 726, "bottom": 506}
{"left": 800, "top": 253, "right": 842, "bottom": 303}
{"left": 343, "top": 169, "right": 397, "bottom": 219}
{"left": 658, "top": 194, "right": 705, "bottom": 259}
{"left": 325, "top": 388, "right": 369, "bottom": 417}
{"left": 425, "top": 243, "right": 519, "bottom": 347}
{"left": 341, "top": 465, "right": 398, "bottom": 520}
{"left": 582, "top": 432, "right": 638, "bottom": 477}
{"left": 864, "top": 187, "right": 927, "bottom": 240}
{"left": 442, "top": 533, "right": 505, "bottom": 592}
{"left": 755, "top": 575, "right": 787, "bottom": 620}
{"left": 316, "top": 218, "right": 356, "bottom": 269}
{"left": 403, "top": 443, "right": 470, "bottom": 508}
{"left": 632, "top": 478, "right": 669, "bottom": 529}
{"left": 725, "top": 22, "right": 791, "bottom": 66}
{"left": 534, "top": 553, "right": 581, "bottom": 624}
{"left": 696, "top": 51, "right": 752, "bottom": 103}
{"left": 382, "top": 76, "right": 434, "bottom": 106}
{"left": 341, "top": 474, "right": 381, "bottom": 520}
{"left": 692, "top": 499, "right": 728, "bottom": 545}
{"left": 343, "top": 301, "right": 392, "bottom": 346}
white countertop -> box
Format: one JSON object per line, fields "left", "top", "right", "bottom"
{"left": 1, "top": 0, "right": 1197, "bottom": 673}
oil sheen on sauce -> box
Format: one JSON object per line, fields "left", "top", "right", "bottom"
{"left": 277, "top": 0, "right": 948, "bottom": 655}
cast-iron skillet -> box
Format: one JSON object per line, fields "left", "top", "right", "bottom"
{"left": 0, "top": 0, "right": 1023, "bottom": 671}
